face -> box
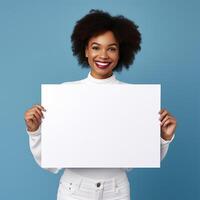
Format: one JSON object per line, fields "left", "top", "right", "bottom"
{"left": 85, "top": 31, "right": 119, "bottom": 79}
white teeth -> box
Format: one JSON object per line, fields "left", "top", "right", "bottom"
{"left": 96, "top": 62, "right": 110, "bottom": 66}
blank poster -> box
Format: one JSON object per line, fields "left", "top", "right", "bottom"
{"left": 41, "top": 83, "right": 160, "bottom": 168}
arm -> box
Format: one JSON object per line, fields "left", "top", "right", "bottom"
{"left": 126, "top": 109, "right": 176, "bottom": 172}
{"left": 27, "top": 126, "right": 61, "bottom": 174}
{"left": 126, "top": 135, "right": 174, "bottom": 172}
{"left": 160, "top": 108, "right": 176, "bottom": 160}
{"left": 160, "top": 134, "right": 175, "bottom": 160}
{"left": 25, "top": 104, "right": 61, "bottom": 174}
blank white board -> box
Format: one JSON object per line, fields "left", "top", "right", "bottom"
{"left": 41, "top": 83, "right": 160, "bottom": 168}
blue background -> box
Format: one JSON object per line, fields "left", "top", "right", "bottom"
{"left": 0, "top": 0, "right": 199, "bottom": 199}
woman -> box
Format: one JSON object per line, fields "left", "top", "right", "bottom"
{"left": 24, "top": 9, "right": 176, "bottom": 200}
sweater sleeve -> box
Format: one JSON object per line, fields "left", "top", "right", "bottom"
{"left": 160, "top": 134, "right": 175, "bottom": 160}
{"left": 27, "top": 126, "right": 61, "bottom": 174}
{"left": 125, "top": 134, "right": 175, "bottom": 172}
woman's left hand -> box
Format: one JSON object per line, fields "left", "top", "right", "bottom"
{"left": 159, "top": 109, "right": 177, "bottom": 141}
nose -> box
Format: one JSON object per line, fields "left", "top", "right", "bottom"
{"left": 99, "top": 49, "right": 108, "bottom": 59}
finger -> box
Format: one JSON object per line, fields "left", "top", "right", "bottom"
{"left": 159, "top": 110, "right": 168, "bottom": 121}
{"left": 31, "top": 114, "right": 40, "bottom": 125}
{"left": 32, "top": 111, "right": 41, "bottom": 123}
{"left": 33, "top": 107, "right": 44, "bottom": 119}
{"left": 159, "top": 108, "right": 165, "bottom": 114}
{"left": 25, "top": 115, "right": 35, "bottom": 121}
{"left": 24, "top": 111, "right": 34, "bottom": 121}
{"left": 27, "top": 111, "right": 41, "bottom": 124}
{"left": 25, "top": 114, "right": 39, "bottom": 126}
{"left": 33, "top": 104, "right": 46, "bottom": 111}
{"left": 29, "top": 108, "right": 43, "bottom": 120}
{"left": 160, "top": 115, "right": 170, "bottom": 126}
{"left": 162, "top": 119, "right": 173, "bottom": 127}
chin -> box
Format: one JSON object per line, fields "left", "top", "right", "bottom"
{"left": 96, "top": 69, "right": 112, "bottom": 75}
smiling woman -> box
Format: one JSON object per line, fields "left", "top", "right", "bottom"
{"left": 85, "top": 31, "right": 120, "bottom": 79}
{"left": 71, "top": 9, "right": 141, "bottom": 73}
{"left": 24, "top": 9, "right": 177, "bottom": 200}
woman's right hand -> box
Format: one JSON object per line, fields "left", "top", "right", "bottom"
{"left": 24, "top": 104, "right": 46, "bottom": 133}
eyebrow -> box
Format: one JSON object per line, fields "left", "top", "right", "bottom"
{"left": 91, "top": 42, "right": 118, "bottom": 47}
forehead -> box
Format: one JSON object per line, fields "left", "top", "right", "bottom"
{"left": 88, "top": 31, "right": 118, "bottom": 46}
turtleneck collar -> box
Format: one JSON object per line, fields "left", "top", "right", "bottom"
{"left": 85, "top": 71, "right": 117, "bottom": 84}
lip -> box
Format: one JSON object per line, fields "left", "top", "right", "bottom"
{"left": 95, "top": 61, "right": 111, "bottom": 69}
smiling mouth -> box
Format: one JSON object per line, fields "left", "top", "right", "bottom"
{"left": 95, "top": 61, "right": 111, "bottom": 69}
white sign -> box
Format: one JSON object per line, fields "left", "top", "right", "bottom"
{"left": 41, "top": 84, "right": 160, "bottom": 168}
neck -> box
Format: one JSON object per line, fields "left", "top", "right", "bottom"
{"left": 90, "top": 71, "right": 113, "bottom": 79}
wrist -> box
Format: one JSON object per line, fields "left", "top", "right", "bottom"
{"left": 161, "top": 134, "right": 173, "bottom": 141}
{"left": 26, "top": 126, "right": 41, "bottom": 136}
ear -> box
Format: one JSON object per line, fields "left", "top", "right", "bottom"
{"left": 85, "top": 46, "right": 88, "bottom": 58}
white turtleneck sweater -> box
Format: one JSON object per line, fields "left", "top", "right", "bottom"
{"left": 27, "top": 71, "right": 174, "bottom": 179}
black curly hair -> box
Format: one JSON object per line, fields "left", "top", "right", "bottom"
{"left": 71, "top": 9, "right": 141, "bottom": 72}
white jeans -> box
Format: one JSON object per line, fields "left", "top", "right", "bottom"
{"left": 57, "top": 169, "right": 130, "bottom": 200}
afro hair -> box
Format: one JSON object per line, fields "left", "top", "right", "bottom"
{"left": 71, "top": 9, "right": 142, "bottom": 72}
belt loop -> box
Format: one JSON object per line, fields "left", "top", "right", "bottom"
{"left": 77, "top": 177, "right": 82, "bottom": 190}
{"left": 112, "top": 177, "right": 119, "bottom": 193}
{"left": 101, "top": 181, "right": 105, "bottom": 190}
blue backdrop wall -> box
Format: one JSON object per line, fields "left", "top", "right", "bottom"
{"left": 0, "top": 0, "right": 199, "bottom": 199}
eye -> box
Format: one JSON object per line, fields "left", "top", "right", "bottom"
{"left": 92, "top": 46, "right": 99, "bottom": 50}
{"left": 108, "top": 47, "right": 117, "bottom": 52}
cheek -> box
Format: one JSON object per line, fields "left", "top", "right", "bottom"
{"left": 112, "top": 55, "right": 119, "bottom": 68}
{"left": 111, "top": 51, "right": 119, "bottom": 60}
{"left": 87, "top": 54, "right": 96, "bottom": 67}
{"left": 89, "top": 50, "right": 97, "bottom": 57}
{"left": 113, "top": 54, "right": 119, "bottom": 63}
